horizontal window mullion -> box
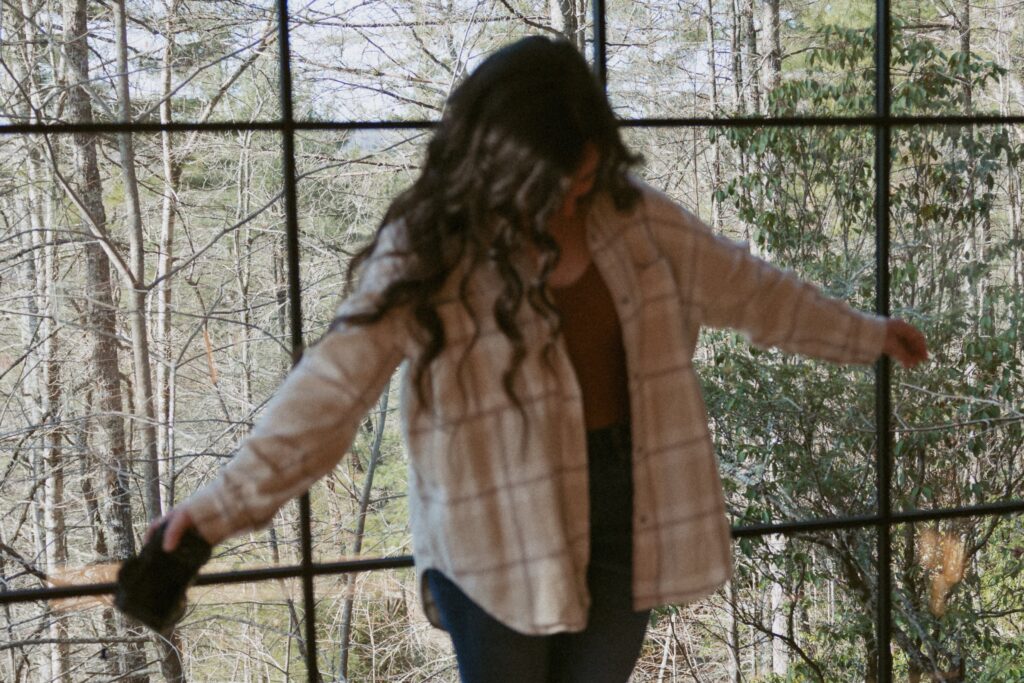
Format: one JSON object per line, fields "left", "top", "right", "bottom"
{"left": 5, "top": 498, "right": 1022, "bottom": 607}
{"left": 0, "top": 555, "right": 416, "bottom": 606}
{"left": 4, "top": 113, "right": 1024, "bottom": 137}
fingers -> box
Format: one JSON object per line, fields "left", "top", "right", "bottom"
{"left": 904, "top": 331, "right": 928, "bottom": 365}
{"left": 886, "top": 319, "right": 929, "bottom": 369}
{"left": 900, "top": 322, "right": 929, "bottom": 365}
{"left": 162, "top": 509, "right": 192, "bottom": 553}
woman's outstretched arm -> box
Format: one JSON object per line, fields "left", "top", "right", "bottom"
{"left": 658, "top": 203, "right": 928, "bottom": 367}
{"left": 149, "top": 227, "right": 411, "bottom": 552}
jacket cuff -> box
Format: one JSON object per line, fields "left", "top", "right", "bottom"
{"left": 855, "top": 312, "right": 888, "bottom": 364}
{"left": 183, "top": 479, "right": 242, "bottom": 546}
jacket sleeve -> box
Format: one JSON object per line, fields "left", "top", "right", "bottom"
{"left": 665, "top": 207, "right": 887, "bottom": 365}
{"left": 184, "top": 226, "right": 410, "bottom": 545}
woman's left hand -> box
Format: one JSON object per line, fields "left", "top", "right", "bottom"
{"left": 144, "top": 506, "right": 213, "bottom": 552}
{"left": 883, "top": 318, "right": 929, "bottom": 369}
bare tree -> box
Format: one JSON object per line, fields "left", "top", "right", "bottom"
{"left": 761, "top": 0, "right": 781, "bottom": 96}
{"left": 60, "top": 1, "right": 147, "bottom": 679}
{"left": 549, "top": 0, "right": 585, "bottom": 51}
{"left": 338, "top": 379, "right": 391, "bottom": 681}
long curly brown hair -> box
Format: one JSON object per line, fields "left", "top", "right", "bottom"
{"left": 336, "top": 36, "right": 642, "bottom": 411}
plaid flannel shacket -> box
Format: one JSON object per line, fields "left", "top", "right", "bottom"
{"left": 185, "top": 179, "right": 888, "bottom": 635}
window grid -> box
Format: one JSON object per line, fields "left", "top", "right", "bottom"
{"left": 1, "top": 1, "right": 1023, "bottom": 681}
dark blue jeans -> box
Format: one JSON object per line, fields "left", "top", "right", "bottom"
{"left": 426, "top": 422, "right": 650, "bottom": 682}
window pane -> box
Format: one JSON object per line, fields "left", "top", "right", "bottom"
{"left": 607, "top": 0, "right": 877, "bottom": 119}
{"left": 306, "top": 376, "right": 410, "bottom": 564}
{"left": 315, "top": 569, "right": 456, "bottom": 681}
{"left": 891, "top": 514, "right": 1024, "bottom": 681}
{"left": 0, "top": 1, "right": 279, "bottom": 125}
{"left": 634, "top": 529, "right": 880, "bottom": 679}
{"left": 0, "top": 607, "right": 156, "bottom": 682}
{"left": 892, "top": 124, "right": 1023, "bottom": 511}
{"left": 289, "top": 1, "right": 593, "bottom": 122}
{"left": 624, "top": 125, "right": 879, "bottom": 525}
{"left": 1, "top": 579, "right": 310, "bottom": 681}
{"left": 0, "top": 130, "right": 302, "bottom": 587}
{"left": 295, "top": 129, "right": 425, "bottom": 564}
{"left": 175, "top": 577, "right": 310, "bottom": 681}
{"left": 891, "top": 4, "right": 1024, "bottom": 116}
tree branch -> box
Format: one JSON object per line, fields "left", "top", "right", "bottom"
{"left": 496, "top": 0, "right": 562, "bottom": 36}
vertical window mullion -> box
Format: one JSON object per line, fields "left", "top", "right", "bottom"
{"left": 592, "top": 0, "right": 608, "bottom": 88}
{"left": 274, "top": 1, "right": 319, "bottom": 681}
{"left": 874, "top": 1, "right": 894, "bottom": 681}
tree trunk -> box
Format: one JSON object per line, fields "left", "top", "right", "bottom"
{"left": 549, "top": 0, "right": 583, "bottom": 52}
{"left": 234, "top": 129, "right": 255, "bottom": 416}
{"left": 339, "top": 380, "right": 391, "bottom": 681}
{"left": 705, "top": 0, "right": 721, "bottom": 229}
{"left": 79, "top": 415, "right": 110, "bottom": 559}
{"left": 112, "top": 0, "right": 162, "bottom": 524}
{"left": 21, "top": 220, "right": 53, "bottom": 683}
{"left": 156, "top": 0, "right": 183, "bottom": 516}
{"left": 997, "top": 3, "right": 1022, "bottom": 325}
{"left": 959, "top": 2, "right": 972, "bottom": 114}
{"left": 62, "top": 0, "right": 135, "bottom": 563}
{"left": 743, "top": 0, "right": 761, "bottom": 114}
{"left": 761, "top": 0, "right": 781, "bottom": 102}
{"left": 730, "top": 0, "right": 746, "bottom": 114}
{"left": 61, "top": 1, "right": 147, "bottom": 679}
{"left": 767, "top": 534, "right": 789, "bottom": 676}
{"left": 1011, "top": 159, "right": 1022, "bottom": 318}
{"left": 725, "top": 581, "right": 743, "bottom": 682}
{"left": 955, "top": 1, "right": 985, "bottom": 340}
{"left": 13, "top": 2, "right": 70, "bottom": 677}
{"left": 37, "top": 162, "right": 70, "bottom": 683}
{"left": 738, "top": 0, "right": 759, "bottom": 246}
{"left": 266, "top": 224, "right": 314, "bottom": 671}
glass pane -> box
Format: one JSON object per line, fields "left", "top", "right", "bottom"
{"left": 607, "top": 0, "right": 877, "bottom": 119}
{"left": 290, "top": 1, "right": 593, "bottom": 122}
{"left": 306, "top": 376, "right": 410, "bottom": 564}
{"left": 0, "top": 606, "right": 160, "bottom": 681}
{"left": 0, "top": 577, "right": 309, "bottom": 681}
{"left": 0, "top": 1, "right": 279, "bottom": 125}
{"left": 625, "top": 125, "right": 879, "bottom": 525}
{"left": 892, "top": 514, "right": 1024, "bottom": 681}
{"left": 892, "top": 5, "right": 1023, "bottom": 116}
{"left": 892, "top": 125, "right": 1023, "bottom": 511}
{"left": 174, "top": 577, "right": 310, "bottom": 681}
{"left": 315, "top": 569, "right": 457, "bottom": 681}
{"left": 634, "top": 529, "right": 879, "bottom": 680}
{"left": 0, "top": 131, "right": 303, "bottom": 577}
{"left": 295, "top": 129, "right": 426, "bottom": 563}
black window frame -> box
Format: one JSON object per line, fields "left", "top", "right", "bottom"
{"left": 3, "top": 1, "right": 1024, "bottom": 680}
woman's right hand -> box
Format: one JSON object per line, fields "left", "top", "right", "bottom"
{"left": 883, "top": 318, "right": 929, "bottom": 369}
{"left": 145, "top": 507, "right": 212, "bottom": 553}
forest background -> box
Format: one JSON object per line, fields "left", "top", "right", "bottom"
{"left": 1, "top": 1, "right": 1022, "bottom": 681}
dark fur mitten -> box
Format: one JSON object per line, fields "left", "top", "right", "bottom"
{"left": 115, "top": 523, "right": 212, "bottom": 634}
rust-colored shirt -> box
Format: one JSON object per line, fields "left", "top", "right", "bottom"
{"left": 550, "top": 260, "right": 630, "bottom": 430}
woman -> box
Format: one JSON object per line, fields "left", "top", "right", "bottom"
{"left": 151, "top": 36, "right": 927, "bottom": 682}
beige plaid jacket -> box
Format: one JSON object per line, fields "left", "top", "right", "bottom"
{"left": 186, "top": 179, "right": 887, "bottom": 635}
